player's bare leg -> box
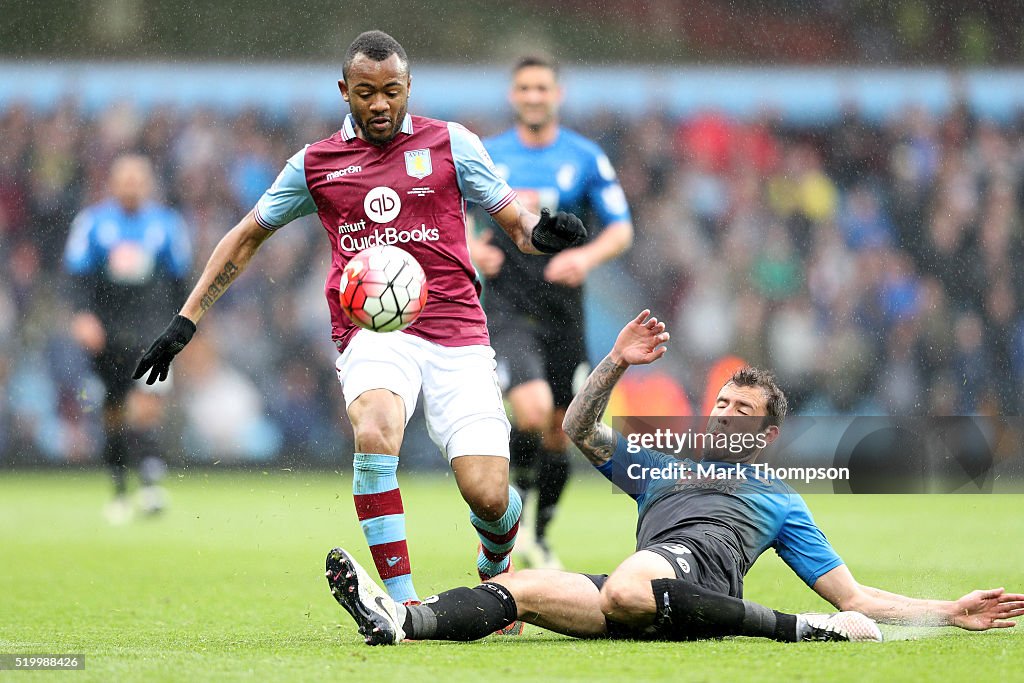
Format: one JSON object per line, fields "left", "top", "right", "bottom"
{"left": 348, "top": 389, "right": 406, "bottom": 455}
{"left": 451, "top": 454, "right": 510, "bottom": 521}
{"left": 327, "top": 550, "right": 606, "bottom": 644}
{"left": 600, "top": 550, "right": 881, "bottom": 642}
{"left": 451, "top": 453, "right": 525, "bottom": 634}
{"left": 508, "top": 380, "right": 553, "bottom": 435}
{"left": 599, "top": 550, "right": 678, "bottom": 626}
{"left": 346, "top": 389, "right": 419, "bottom": 603}
{"left": 490, "top": 569, "right": 607, "bottom": 637}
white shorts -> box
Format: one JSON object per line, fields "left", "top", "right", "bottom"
{"left": 335, "top": 330, "right": 511, "bottom": 461}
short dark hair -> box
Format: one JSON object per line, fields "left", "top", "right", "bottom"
{"left": 343, "top": 30, "right": 408, "bottom": 81}
{"left": 727, "top": 366, "right": 788, "bottom": 427}
{"left": 513, "top": 54, "right": 559, "bottom": 79}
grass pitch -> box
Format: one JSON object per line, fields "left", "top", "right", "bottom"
{"left": 1, "top": 469, "right": 1021, "bottom": 682}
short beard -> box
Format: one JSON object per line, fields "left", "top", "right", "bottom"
{"left": 355, "top": 104, "right": 408, "bottom": 146}
{"left": 517, "top": 112, "right": 554, "bottom": 133}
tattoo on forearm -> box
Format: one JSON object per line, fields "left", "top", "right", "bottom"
{"left": 199, "top": 261, "right": 239, "bottom": 312}
{"left": 564, "top": 356, "right": 626, "bottom": 464}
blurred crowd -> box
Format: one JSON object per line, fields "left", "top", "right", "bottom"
{"left": 596, "top": 103, "right": 1024, "bottom": 417}
{"left": 1, "top": 96, "right": 1022, "bottom": 464}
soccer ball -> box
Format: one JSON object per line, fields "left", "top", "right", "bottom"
{"left": 339, "top": 245, "right": 428, "bottom": 332}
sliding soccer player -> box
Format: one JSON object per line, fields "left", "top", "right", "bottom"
{"left": 326, "top": 311, "right": 1024, "bottom": 644}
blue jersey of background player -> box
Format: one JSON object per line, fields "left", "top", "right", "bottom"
{"left": 469, "top": 55, "right": 634, "bottom": 571}
{"left": 65, "top": 158, "right": 191, "bottom": 347}
{"left": 476, "top": 68, "right": 632, "bottom": 322}
{"left": 64, "top": 154, "right": 192, "bottom": 524}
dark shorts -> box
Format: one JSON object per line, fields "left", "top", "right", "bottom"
{"left": 93, "top": 342, "right": 141, "bottom": 405}
{"left": 488, "top": 312, "right": 586, "bottom": 409}
{"left": 582, "top": 534, "right": 744, "bottom": 641}
{"left": 642, "top": 536, "right": 743, "bottom": 598}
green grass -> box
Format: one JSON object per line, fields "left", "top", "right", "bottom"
{"left": 1, "top": 469, "right": 1021, "bottom": 682}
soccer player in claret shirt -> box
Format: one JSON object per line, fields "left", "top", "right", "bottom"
{"left": 64, "top": 154, "right": 192, "bottom": 523}
{"left": 326, "top": 311, "right": 1024, "bottom": 645}
{"left": 470, "top": 55, "right": 633, "bottom": 569}
{"left": 133, "top": 31, "right": 588, "bottom": 616}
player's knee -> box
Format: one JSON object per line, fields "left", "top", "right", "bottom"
{"left": 541, "top": 426, "right": 571, "bottom": 455}
{"left": 509, "top": 382, "right": 553, "bottom": 431}
{"left": 514, "top": 404, "right": 551, "bottom": 432}
{"left": 352, "top": 420, "right": 403, "bottom": 456}
{"left": 465, "top": 487, "right": 510, "bottom": 522}
{"left": 599, "top": 578, "right": 651, "bottom": 624}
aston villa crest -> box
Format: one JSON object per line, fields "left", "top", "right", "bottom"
{"left": 405, "top": 149, "right": 432, "bottom": 180}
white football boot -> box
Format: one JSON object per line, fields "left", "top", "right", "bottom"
{"left": 798, "top": 612, "right": 883, "bottom": 642}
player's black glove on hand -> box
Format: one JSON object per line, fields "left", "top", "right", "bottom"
{"left": 531, "top": 208, "right": 588, "bottom": 254}
{"left": 133, "top": 314, "right": 196, "bottom": 385}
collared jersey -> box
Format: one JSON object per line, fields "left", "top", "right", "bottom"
{"left": 596, "top": 433, "right": 844, "bottom": 588}
{"left": 63, "top": 198, "right": 191, "bottom": 344}
{"left": 254, "top": 113, "right": 516, "bottom": 352}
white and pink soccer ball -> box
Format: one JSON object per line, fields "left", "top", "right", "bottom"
{"left": 339, "top": 245, "right": 428, "bottom": 332}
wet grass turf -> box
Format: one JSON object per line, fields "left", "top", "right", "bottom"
{"left": 1, "top": 469, "right": 1021, "bottom": 682}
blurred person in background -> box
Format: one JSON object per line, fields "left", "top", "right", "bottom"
{"left": 63, "top": 154, "right": 192, "bottom": 523}
{"left": 471, "top": 55, "right": 633, "bottom": 569}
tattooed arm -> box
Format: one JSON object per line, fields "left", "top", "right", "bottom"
{"left": 490, "top": 198, "right": 544, "bottom": 255}
{"left": 180, "top": 210, "right": 274, "bottom": 323}
{"left": 563, "top": 356, "right": 628, "bottom": 466}
{"left": 563, "top": 310, "right": 671, "bottom": 466}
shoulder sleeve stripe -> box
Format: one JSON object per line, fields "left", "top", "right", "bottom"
{"left": 484, "top": 190, "right": 517, "bottom": 215}
{"left": 252, "top": 203, "right": 280, "bottom": 230}
{"left": 253, "top": 146, "right": 316, "bottom": 229}
{"left": 448, "top": 121, "right": 515, "bottom": 210}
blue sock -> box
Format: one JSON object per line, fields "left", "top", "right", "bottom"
{"left": 352, "top": 453, "right": 418, "bottom": 603}
{"left": 471, "top": 486, "right": 522, "bottom": 581}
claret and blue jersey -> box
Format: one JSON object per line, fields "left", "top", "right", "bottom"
{"left": 596, "top": 432, "right": 845, "bottom": 588}
{"left": 253, "top": 113, "right": 517, "bottom": 352}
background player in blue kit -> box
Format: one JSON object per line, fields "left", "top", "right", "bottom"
{"left": 471, "top": 55, "right": 634, "bottom": 569}
{"left": 64, "top": 154, "right": 192, "bottom": 523}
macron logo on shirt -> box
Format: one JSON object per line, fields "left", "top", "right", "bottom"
{"left": 326, "top": 165, "right": 362, "bottom": 181}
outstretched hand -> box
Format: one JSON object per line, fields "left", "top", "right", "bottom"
{"left": 133, "top": 314, "right": 197, "bottom": 385}
{"left": 952, "top": 588, "right": 1024, "bottom": 630}
{"left": 609, "top": 310, "right": 670, "bottom": 367}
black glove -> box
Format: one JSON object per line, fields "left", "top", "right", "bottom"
{"left": 133, "top": 314, "right": 197, "bottom": 385}
{"left": 531, "top": 208, "right": 588, "bottom": 254}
